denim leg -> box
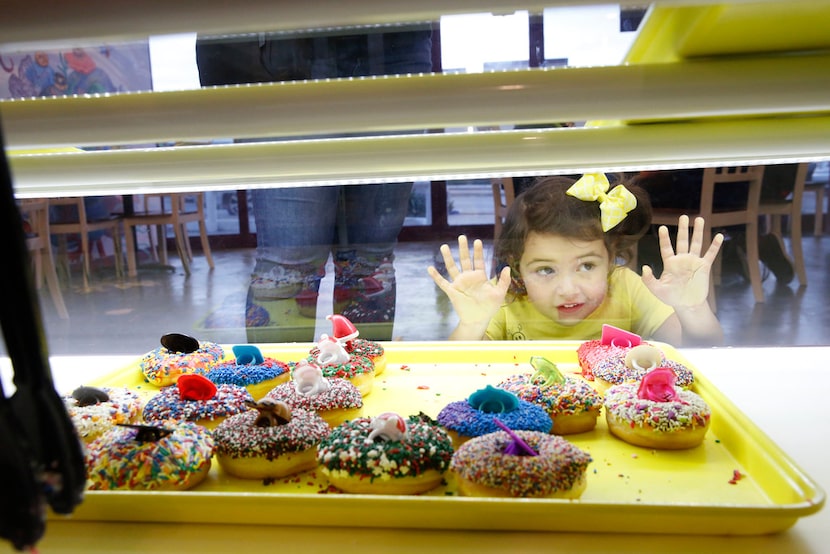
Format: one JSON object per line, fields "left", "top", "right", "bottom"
{"left": 332, "top": 183, "right": 412, "bottom": 334}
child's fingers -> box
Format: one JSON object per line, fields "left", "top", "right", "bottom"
{"left": 496, "top": 266, "right": 512, "bottom": 294}
{"left": 640, "top": 264, "right": 656, "bottom": 287}
{"left": 427, "top": 265, "right": 452, "bottom": 293}
{"left": 457, "top": 235, "right": 472, "bottom": 271}
{"left": 657, "top": 225, "right": 676, "bottom": 260}
{"left": 702, "top": 232, "right": 724, "bottom": 265}
{"left": 439, "top": 243, "right": 459, "bottom": 280}
{"left": 688, "top": 216, "right": 706, "bottom": 256}
{"left": 472, "top": 239, "right": 488, "bottom": 272}
{"left": 675, "top": 214, "right": 691, "bottom": 254}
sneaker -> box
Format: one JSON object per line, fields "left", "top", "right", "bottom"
{"left": 758, "top": 234, "right": 794, "bottom": 284}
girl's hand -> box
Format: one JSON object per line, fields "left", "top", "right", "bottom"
{"left": 427, "top": 235, "right": 512, "bottom": 327}
{"left": 641, "top": 215, "right": 723, "bottom": 308}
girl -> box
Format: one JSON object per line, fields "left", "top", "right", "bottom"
{"left": 427, "top": 174, "right": 724, "bottom": 346}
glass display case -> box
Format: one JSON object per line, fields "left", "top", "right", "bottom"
{"left": 0, "top": 1, "right": 828, "bottom": 552}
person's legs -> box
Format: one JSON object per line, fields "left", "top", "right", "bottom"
{"left": 333, "top": 183, "right": 413, "bottom": 339}
{"left": 247, "top": 186, "right": 339, "bottom": 341}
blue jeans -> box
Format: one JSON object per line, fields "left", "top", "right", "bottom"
{"left": 249, "top": 183, "right": 412, "bottom": 339}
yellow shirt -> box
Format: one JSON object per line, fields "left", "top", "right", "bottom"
{"left": 485, "top": 267, "right": 674, "bottom": 340}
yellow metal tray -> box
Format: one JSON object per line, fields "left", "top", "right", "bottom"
{"left": 69, "top": 341, "right": 824, "bottom": 536}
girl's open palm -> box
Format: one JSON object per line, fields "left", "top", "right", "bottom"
{"left": 641, "top": 215, "right": 723, "bottom": 308}
{"left": 427, "top": 235, "right": 512, "bottom": 325}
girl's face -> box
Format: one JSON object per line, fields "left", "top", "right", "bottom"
{"left": 518, "top": 232, "right": 611, "bottom": 326}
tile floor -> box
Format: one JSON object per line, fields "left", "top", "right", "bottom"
{"left": 16, "top": 231, "right": 830, "bottom": 358}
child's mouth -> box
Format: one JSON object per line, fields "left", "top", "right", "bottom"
{"left": 557, "top": 303, "right": 584, "bottom": 316}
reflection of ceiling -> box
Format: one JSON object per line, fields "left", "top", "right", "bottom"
{"left": 4, "top": 1, "right": 830, "bottom": 195}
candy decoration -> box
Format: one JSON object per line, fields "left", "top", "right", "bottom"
{"left": 160, "top": 332, "right": 200, "bottom": 354}
{"left": 292, "top": 360, "right": 332, "bottom": 396}
{"left": 368, "top": 412, "right": 408, "bottom": 442}
{"left": 117, "top": 423, "right": 173, "bottom": 442}
{"left": 71, "top": 386, "right": 109, "bottom": 407}
{"left": 316, "top": 334, "right": 350, "bottom": 365}
{"left": 468, "top": 385, "right": 520, "bottom": 414}
{"left": 493, "top": 417, "right": 538, "bottom": 457}
{"left": 637, "top": 367, "right": 680, "bottom": 403}
{"left": 600, "top": 324, "right": 641, "bottom": 348}
{"left": 232, "top": 344, "right": 264, "bottom": 365}
{"left": 529, "top": 356, "right": 566, "bottom": 386}
{"left": 177, "top": 374, "right": 218, "bottom": 401}
{"left": 624, "top": 344, "right": 663, "bottom": 372}
{"left": 246, "top": 398, "right": 291, "bottom": 427}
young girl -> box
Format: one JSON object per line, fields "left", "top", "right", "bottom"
{"left": 427, "top": 174, "right": 724, "bottom": 346}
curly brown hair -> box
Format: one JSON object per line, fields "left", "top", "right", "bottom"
{"left": 493, "top": 175, "right": 652, "bottom": 295}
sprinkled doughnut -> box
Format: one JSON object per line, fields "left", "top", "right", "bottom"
{"left": 205, "top": 345, "right": 291, "bottom": 400}
{"left": 317, "top": 413, "right": 454, "bottom": 495}
{"left": 604, "top": 367, "right": 711, "bottom": 450}
{"left": 318, "top": 314, "right": 386, "bottom": 376}
{"left": 213, "top": 399, "right": 331, "bottom": 480}
{"left": 593, "top": 344, "right": 694, "bottom": 392}
{"left": 139, "top": 333, "right": 224, "bottom": 387}
{"left": 63, "top": 386, "right": 143, "bottom": 443}
{"left": 86, "top": 421, "right": 214, "bottom": 490}
{"left": 436, "top": 385, "right": 552, "bottom": 449}
{"left": 497, "top": 357, "right": 601, "bottom": 435}
{"left": 307, "top": 330, "right": 375, "bottom": 396}
{"left": 265, "top": 360, "right": 363, "bottom": 428}
{"left": 142, "top": 374, "right": 253, "bottom": 430}
{"left": 451, "top": 429, "right": 591, "bottom": 498}
{"left": 576, "top": 325, "right": 649, "bottom": 380}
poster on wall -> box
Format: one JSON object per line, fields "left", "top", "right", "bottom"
{"left": 0, "top": 42, "right": 152, "bottom": 99}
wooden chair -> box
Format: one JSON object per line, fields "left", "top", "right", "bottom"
{"left": 651, "top": 166, "right": 765, "bottom": 305}
{"left": 48, "top": 196, "right": 123, "bottom": 288}
{"left": 122, "top": 192, "right": 214, "bottom": 277}
{"left": 18, "top": 199, "right": 69, "bottom": 319}
{"left": 759, "top": 162, "right": 809, "bottom": 286}
{"left": 804, "top": 174, "right": 828, "bottom": 236}
{"left": 492, "top": 177, "right": 516, "bottom": 240}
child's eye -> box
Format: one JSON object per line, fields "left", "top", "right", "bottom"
{"left": 535, "top": 266, "right": 555, "bottom": 276}
{"left": 579, "top": 262, "right": 596, "bottom": 271}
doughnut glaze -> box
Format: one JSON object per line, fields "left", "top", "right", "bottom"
{"left": 213, "top": 404, "right": 330, "bottom": 479}
{"left": 498, "top": 374, "right": 602, "bottom": 435}
{"left": 594, "top": 355, "right": 694, "bottom": 391}
{"left": 86, "top": 421, "right": 214, "bottom": 490}
{"left": 604, "top": 381, "right": 711, "bottom": 449}
{"left": 451, "top": 430, "right": 591, "bottom": 498}
{"left": 142, "top": 381, "right": 253, "bottom": 429}
{"left": 205, "top": 357, "right": 291, "bottom": 400}
{"left": 63, "top": 386, "right": 143, "bottom": 442}
{"left": 265, "top": 377, "right": 363, "bottom": 428}
{"left": 317, "top": 415, "right": 454, "bottom": 494}
{"left": 139, "top": 340, "right": 224, "bottom": 387}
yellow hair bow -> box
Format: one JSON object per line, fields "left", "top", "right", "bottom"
{"left": 566, "top": 173, "right": 637, "bottom": 232}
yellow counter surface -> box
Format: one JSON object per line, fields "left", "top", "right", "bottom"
{"left": 1, "top": 345, "right": 827, "bottom": 553}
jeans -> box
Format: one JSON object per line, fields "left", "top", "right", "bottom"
{"left": 197, "top": 29, "right": 432, "bottom": 340}
{"left": 250, "top": 183, "right": 412, "bottom": 338}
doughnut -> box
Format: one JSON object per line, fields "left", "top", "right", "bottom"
{"left": 265, "top": 360, "right": 363, "bottom": 428}
{"left": 320, "top": 314, "right": 386, "bottom": 376}
{"left": 497, "top": 357, "right": 602, "bottom": 435}
{"left": 142, "top": 374, "right": 253, "bottom": 430}
{"left": 205, "top": 345, "right": 291, "bottom": 400}
{"left": 576, "top": 325, "right": 645, "bottom": 380}
{"left": 213, "top": 399, "right": 331, "bottom": 480}
{"left": 450, "top": 427, "right": 591, "bottom": 498}
{"left": 250, "top": 266, "right": 303, "bottom": 299}
{"left": 85, "top": 421, "right": 214, "bottom": 490}
{"left": 593, "top": 344, "right": 694, "bottom": 392}
{"left": 604, "top": 367, "right": 711, "bottom": 450}
{"left": 317, "top": 413, "right": 454, "bottom": 495}
{"left": 63, "top": 386, "right": 143, "bottom": 442}
{"left": 139, "top": 333, "right": 224, "bottom": 387}
{"left": 436, "top": 385, "right": 552, "bottom": 448}
{"left": 308, "top": 330, "right": 374, "bottom": 396}
{"left": 346, "top": 338, "right": 386, "bottom": 377}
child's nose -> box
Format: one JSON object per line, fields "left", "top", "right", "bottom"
{"left": 555, "top": 274, "right": 579, "bottom": 295}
